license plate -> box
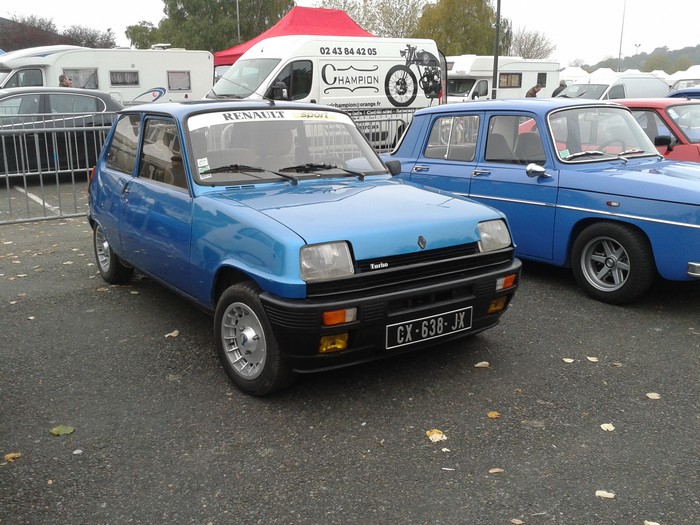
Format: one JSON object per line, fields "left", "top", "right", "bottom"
{"left": 385, "top": 306, "right": 473, "bottom": 350}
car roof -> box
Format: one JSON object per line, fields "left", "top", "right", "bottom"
{"left": 0, "top": 86, "right": 115, "bottom": 98}
{"left": 413, "top": 97, "right": 624, "bottom": 117}
{"left": 614, "top": 98, "right": 700, "bottom": 108}
{"left": 119, "top": 100, "right": 348, "bottom": 119}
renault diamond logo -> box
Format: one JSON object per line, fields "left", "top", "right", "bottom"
{"left": 417, "top": 235, "right": 427, "bottom": 249}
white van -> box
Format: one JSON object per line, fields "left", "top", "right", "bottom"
{"left": 0, "top": 45, "right": 214, "bottom": 105}
{"left": 445, "top": 55, "right": 560, "bottom": 101}
{"left": 209, "top": 35, "right": 445, "bottom": 147}
{"left": 555, "top": 72, "right": 670, "bottom": 99}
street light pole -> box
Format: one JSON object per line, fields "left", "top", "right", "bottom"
{"left": 237, "top": 0, "right": 241, "bottom": 41}
{"left": 491, "top": 0, "right": 501, "bottom": 99}
{"left": 617, "top": 0, "right": 626, "bottom": 71}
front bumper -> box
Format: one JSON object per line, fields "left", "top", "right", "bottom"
{"left": 260, "top": 258, "right": 521, "bottom": 372}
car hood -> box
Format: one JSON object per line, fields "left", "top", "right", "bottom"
{"left": 560, "top": 159, "right": 700, "bottom": 205}
{"left": 204, "top": 179, "right": 504, "bottom": 259}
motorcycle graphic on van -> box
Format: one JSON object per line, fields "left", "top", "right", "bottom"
{"left": 385, "top": 44, "right": 442, "bottom": 108}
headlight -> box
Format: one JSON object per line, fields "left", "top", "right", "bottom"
{"left": 300, "top": 242, "right": 354, "bottom": 282}
{"left": 478, "top": 220, "right": 512, "bottom": 252}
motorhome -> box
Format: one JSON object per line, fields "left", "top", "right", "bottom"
{"left": 554, "top": 72, "right": 670, "bottom": 99}
{"left": 445, "top": 55, "right": 560, "bottom": 101}
{"left": 209, "top": 35, "right": 445, "bottom": 148}
{"left": 0, "top": 45, "right": 214, "bottom": 106}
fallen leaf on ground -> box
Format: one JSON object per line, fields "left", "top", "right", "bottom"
{"left": 643, "top": 521, "right": 661, "bottom": 525}
{"left": 595, "top": 490, "right": 616, "bottom": 499}
{"left": 489, "top": 467, "right": 504, "bottom": 474}
{"left": 49, "top": 425, "right": 75, "bottom": 436}
{"left": 487, "top": 411, "right": 501, "bottom": 419}
{"left": 600, "top": 423, "right": 615, "bottom": 431}
{"left": 4, "top": 452, "right": 22, "bottom": 462}
{"left": 426, "top": 429, "right": 446, "bottom": 442}
{"left": 474, "top": 361, "right": 490, "bottom": 368}
{"left": 164, "top": 330, "right": 180, "bottom": 338}
{"left": 562, "top": 358, "right": 574, "bottom": 363}
{"left": 586, "top": 356, "right": 599, "bottom": 363}
{"left": 511, "top": 519, "right": 524, "bottom": 525}
{"left": 646, "top": 392, "right": 661, "bottom": 400}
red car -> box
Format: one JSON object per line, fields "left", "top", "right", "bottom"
{"left": 616, "top": 98, "right": 700, "bottom": 161}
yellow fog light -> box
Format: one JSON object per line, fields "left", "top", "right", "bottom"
{"left": 322, "top": 308, "right": 357, "bottom": 326}
{"left": 496, "top": 274, "right": 517, "bottom": 291}
{"left": 487, "top": 296, "right": 508, "bottom": 314}
{"left": 319, "top": 333, "right": 349, "bottom": 354}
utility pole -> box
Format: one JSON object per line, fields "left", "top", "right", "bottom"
{"left": 491, "top": 0, "right": 501, "bottom": 99}
{"left": 617, "top": 0, "right": 626, "bottom": 71}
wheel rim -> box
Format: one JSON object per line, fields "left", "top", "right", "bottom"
{"left": 221, "top": 302, "right": 266, "bottom": 380}
{"left": 94, "top": 225, "right": 111, "bottom": 274}
{"left": 580, "top": 235, "right": 631, "bottom": 292}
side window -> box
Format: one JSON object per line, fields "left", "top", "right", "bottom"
{"left": 138, "top": 118, "right": 187, "bottom": 189}
{"left": 485, "top": 116, "right": 516, "bottom": 163}
{"left": 0, "top": 94, "right": 39, "bottom": 115}
{"left": 111, "top": 71, "right": 139, "bottom": 87}
{"left": 48, "top": 94, "right": 102, "bottom": 113}
{"left": 64, "top": 69, "right": 97, "bottom": 89}
{"left": 474, "top": 79, "right": 489, "bottom": 98}
{"left": 267, "top": 61, "right": 313, "bottom": 100}
{"left": 425, "top": 115, "right": 479, "bottom": 161}
{"left": 168, "top": 71, "right": 191, "bottom": 91}
{"left": 606, "top": 84, "right": 626, "bottom": 99}
{"left": 632, "top": 110, "right": 672, "bottom": 141}
{"left": 5, "top": 69, "right": 43, "bottom": 88}
{"left": 537, "top": 72, "right": 547, "bottom": 87}
{"left": 106, "top": 115, "right": 141, "bottom": 174}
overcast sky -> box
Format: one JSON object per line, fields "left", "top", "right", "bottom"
{"left": 3, "top": 0, "right": 699, "bottom": 67}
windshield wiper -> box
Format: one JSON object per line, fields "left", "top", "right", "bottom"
{"left": 201, "top": 164, "right": 265, "bottom": 174}
{"left": 279, "top": 163, "right": 366, "bottom": 180}
{"left": 564, "top": 150, "right": 609, "bottom": 160}
{"left": 618, "top": 148, "right": 645, "bottom": 156}
{"left": 202, "top": 163, "right": 300, "bottom": 185}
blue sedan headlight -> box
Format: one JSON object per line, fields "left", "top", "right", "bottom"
{"left": 478, "top": 220, "right": 512, "bottom": 253}
{"left": 300, "top": 242, "right": 355, "bottom": 282}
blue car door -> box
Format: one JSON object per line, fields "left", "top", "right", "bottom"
{"left": 469, "top": 113, "right": 558, "bottom": 261}
{"left": 119, "top": 117, "right": 194, "bottom": 294}
{"left": 406, "top": 114, "right": 481, "bottom": 196}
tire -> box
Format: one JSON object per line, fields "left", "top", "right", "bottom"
{"left": 571, "top": 222, "right": 655, "bottom": 305}
{"left": 385, "top": 65, "right": 417, "bottom": 108}
{"left": 93, "top": 223, "right": 134, "bottom": 284}
{"left": 215, "top": 282, "right": 295, "bottom": 396}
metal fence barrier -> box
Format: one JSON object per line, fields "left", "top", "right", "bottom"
{"left": 0, "top": 108, "right": 416, "bottom": 225}
{"left": 1, "top": 113, "right": 115, "bottom": 225}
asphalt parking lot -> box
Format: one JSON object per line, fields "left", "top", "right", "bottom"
{"left": 1, "top": 218, "right": 698, "bottom": 525}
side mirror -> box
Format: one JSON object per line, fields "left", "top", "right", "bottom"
{"left": 271, "top": 82, "right": 288, "bottom": 100}
{"left": 385, "top": 159, "right": 402, "bottom": 176}
{"left": 525, "top": 163, "right": 550, "bottom": 178}
{"left": 654, "top": 135, "right": 673, "bottom": 152}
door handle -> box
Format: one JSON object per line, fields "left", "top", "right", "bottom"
{"left": 472, "top": 169, "right": 491, "bottom": 176}
{"left": 413, "top": 165, "right": 429, "bottom": 172}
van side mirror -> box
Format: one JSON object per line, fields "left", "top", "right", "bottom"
{"left": 271, "top": 82, "right": 288, "bottom": 100}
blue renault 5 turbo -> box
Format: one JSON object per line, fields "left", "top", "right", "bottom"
{"left": 88, "top": 100, "right": 521, "bottom": 395}
{"left": 384, "top": 98, "right": 700, "bottom": 305}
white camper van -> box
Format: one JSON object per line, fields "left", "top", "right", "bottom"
{"left": 445, "top": 55, "right": 560, "bottom": 101}
{"left": 0, "top": 45, "right": 214, "bottom": 105}
{"left": 210, "top": 35, "right": 445, "bottom": 147}
{"left": 554, "top": 72, "right": 670, "bottom": 99}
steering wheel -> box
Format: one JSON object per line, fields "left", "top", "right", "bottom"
{"left": 599, "top": 139, "right": 626, "bottom": 152}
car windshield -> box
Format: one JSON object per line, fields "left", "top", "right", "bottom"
{"left": 555, "top": 84, "right": 607, "bottom": 99}
{"left": 186, "top": 109, "right": 387, "bottom": 185}
{"left": 548, "top": 106, "right": 658, "bottom": 162}
{"left": 211, "top": 58, "right": 281, "bottom": 98}
{"left": 666, "top": 104, "right": 700, "bottom": 143}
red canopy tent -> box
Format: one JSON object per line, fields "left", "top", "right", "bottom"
{"left": 214, "top": 6, "right": 375, "bottom": 67}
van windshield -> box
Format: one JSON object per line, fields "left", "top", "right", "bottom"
{"left": 447, "top": 78, "right": 476, "bottom": 96}
{"left": 555, "top": 83, "right": 607, "bottom": 99}
{"left": 212, "top": 58, "right": 281, "bottom": 98}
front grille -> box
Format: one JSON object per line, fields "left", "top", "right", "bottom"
{"left": 306, "top": 245, "right": 514, "bottom": 299}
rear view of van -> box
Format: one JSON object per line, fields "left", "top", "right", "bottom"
{"left": 555, "top": 73, "right": 670, "bottom": 100}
